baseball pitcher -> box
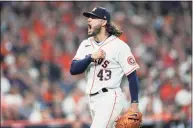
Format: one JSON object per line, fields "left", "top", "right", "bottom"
{"left": 70, "top": 7, "right": 142, "bottom": 128}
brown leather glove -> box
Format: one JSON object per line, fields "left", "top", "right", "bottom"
{"left": 115, "top": 110, "right": 142, "bottom": 128}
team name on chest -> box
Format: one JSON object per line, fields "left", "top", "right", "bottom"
{"left": 85, "top": 55, "right": 110, "bottom": 68}
{"left": 93, "top": 58, "right": 110, "bottom": 68}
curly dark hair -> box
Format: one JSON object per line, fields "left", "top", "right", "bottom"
{"left": 105, "top": 23, "right": 122, "bottom": 37}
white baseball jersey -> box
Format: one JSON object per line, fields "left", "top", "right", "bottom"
{"left": 73, "top": 35, "right": 139, "bottom": 94}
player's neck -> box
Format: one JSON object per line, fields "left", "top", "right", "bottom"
{"left": 94, "top": 31, "right": 110, "bottom": 43}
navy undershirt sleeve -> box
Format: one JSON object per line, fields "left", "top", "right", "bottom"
{"left": 70, "top": 55, "right": 92, "bottom": 75}
{"left": 127, "top": 70, "right": 139, "bottom": 103}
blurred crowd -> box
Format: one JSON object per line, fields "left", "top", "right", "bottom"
{"left": 0, "top": 1, "right": 192, "bottom": 128}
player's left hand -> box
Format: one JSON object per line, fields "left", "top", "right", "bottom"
{"left": 115, "top": 103, "right": 142, "bottom": 128}
{"left": 115, "top": 109, "right": 142, "bottom": 128}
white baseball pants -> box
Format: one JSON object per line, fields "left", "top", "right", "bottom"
{"left": 89, "top": 88, "right": 125, "bottom": 128}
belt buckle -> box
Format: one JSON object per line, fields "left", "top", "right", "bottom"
{"left": 90, "top": 88, "right": 108, "bottom": 97}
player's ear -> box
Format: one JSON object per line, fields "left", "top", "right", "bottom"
{"left": 101, "top": 20, "right": 107, "bottom": 27}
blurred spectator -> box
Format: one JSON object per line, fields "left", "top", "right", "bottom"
{"left": 4, "top": 85, "right": 23, "bottom": 107}
{"left": 61, "top": 87, "right": 90, "bottom": 122}
{"left": 1, "top": 69, "right": 11, "bottom": 94}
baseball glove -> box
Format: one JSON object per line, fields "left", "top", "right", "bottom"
{"left": 115, "top": 110, "right": 142, "bottom": 128}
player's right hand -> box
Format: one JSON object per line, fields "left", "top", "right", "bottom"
{"left": 91, "top": 49, "right": 106, "bottom": 60}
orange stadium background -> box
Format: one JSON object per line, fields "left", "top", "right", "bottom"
{"left": 0, "top": 1, "right": 192, "bottom": 128}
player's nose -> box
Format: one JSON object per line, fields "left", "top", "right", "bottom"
{"left": 88, "top": 17, "right": 92, "bottom": 22}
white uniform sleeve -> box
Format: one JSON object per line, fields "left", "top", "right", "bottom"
{"left": 73, "top": 40, "right": 86, "bottom": 60}
{"left": 118, "top": 43, "right": 139, "bottom": 76}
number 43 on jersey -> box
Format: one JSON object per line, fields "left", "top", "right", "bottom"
{"left": 94, "top": 58, "right": 112, "bottom": 81}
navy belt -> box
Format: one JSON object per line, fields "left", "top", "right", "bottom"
{"left": 89, "top": 88, "right": 108, "bottom": 96}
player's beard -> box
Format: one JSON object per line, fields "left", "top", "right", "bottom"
{"left": 88, "top": 25, "right": 101, "bottom": 37}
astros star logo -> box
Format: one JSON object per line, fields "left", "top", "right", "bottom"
{"left": 92, "top": 7, "right": 97, "bottom": 12}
